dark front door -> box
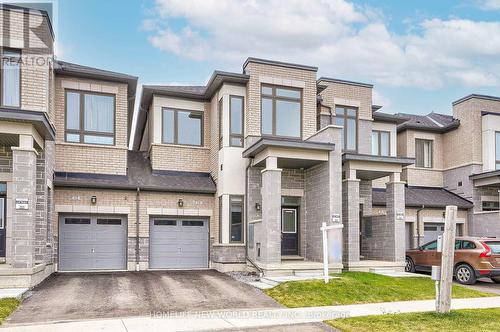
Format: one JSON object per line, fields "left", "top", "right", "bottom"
{"left": 281, "top": 207, "right": 298, "bottom": 255}
{"left": 0, "top": 196, "right": 5, "bottom": 257}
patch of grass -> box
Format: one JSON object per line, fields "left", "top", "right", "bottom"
{"left": 327, "top": 308, "right": 500, "bottom": 332}
{"left": 0, "top": 298, "right": 20, "bottom": 324}
{"left": 264, "top": 272, "right": 495, "bottom": 307}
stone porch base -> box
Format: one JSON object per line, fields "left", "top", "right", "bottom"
{"left": 344, "top": 260, "right": 405, "bottom": 273}
{"left": 0, "top": 263, "right": 54, "bottom": 289}
{"left": 254, "top": 260, "right": 343, "bottom": 277}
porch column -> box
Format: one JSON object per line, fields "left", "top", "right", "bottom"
{"left": 260, "top": 156, "right": 282, "bottom": 264}
{"left": 10, "top": 135, "right": 37, "bottom": 268}
{"left": 342, "top": 169, "right": 360, "bottom": 263}
{"left": 386, "top": 172, "right": 406, "bottom": 262}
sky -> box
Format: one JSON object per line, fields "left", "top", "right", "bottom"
{"left": 55, "top": 0, "right": 500, "bottom": 125}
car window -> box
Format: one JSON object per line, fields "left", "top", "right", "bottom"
{"left": 485, "top": 241, "right": 500, "bottom": 254}
{"left": 462, "top": 241, "right": 476, "bottom": 249}
{"left": 422, "top": 241, "right": 437, "bottom": 250}
{"left": 455, "top": 240, "right": 461, "bottom": 250}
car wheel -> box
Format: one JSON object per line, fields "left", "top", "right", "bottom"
{"left": 455, "top": 264, "right": 476, "bottom": 285}
{"left": 405, "top": 256, "right": 416, "bottom": 273}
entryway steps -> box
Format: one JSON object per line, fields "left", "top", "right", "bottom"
{"left": 281, "top": 255, "right": 305, "bottom": 261}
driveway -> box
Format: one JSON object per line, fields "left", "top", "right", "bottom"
{"left": 6, "top": 270, "right": 280, "bottom": 325}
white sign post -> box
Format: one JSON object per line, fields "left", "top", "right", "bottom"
{"left": 437, "top": 205, "right": 457, "bottom": 313}
{"left": 321, "top": 221, "right": 344, "bottom": 283}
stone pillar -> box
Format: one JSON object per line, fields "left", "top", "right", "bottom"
{"left": 259, "top": 156, "right": 282, "bottom": 264}
{"left": 386, "top": 172, "right": 406, "bottom": 262}
{"left": 342, "top": 169, "right": 360, "bottom": 264}
{"left": 10, "top": 136, "right": 38, "bottom": 268}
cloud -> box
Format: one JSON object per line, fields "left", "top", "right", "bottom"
{"left": 478, "top": 0, "right": 500, "bottom": 10}
{"left": 144, "top": 0, "right": 500, "bottom": 90}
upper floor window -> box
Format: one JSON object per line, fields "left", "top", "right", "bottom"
{"left": 495, "top": 132, "right": 500, "bottom": 170}
{"left": 218, "top": 98, "right": 223, "bottom": 150}
{"left": 65, "top": 90, "right": 115, "bottom": 145}
{"left": 1, "top": 49, "right": 21, "bottom": 107}
{"left": 482, "top": 201, "right": 499, "bottom": 212}
{"left": 261, "top": 85, "right": 301, "bottom": 138}
{"left": 334, "top": 106, "right": 357, "bottom": 151}
{"left": 372, "top": 130, "right": 390, "bottom": 156}
{"left": 162, "top": 108, "right": 203, "bottom": 146}
{"left": 230, "top": 95, "right": 244, "bottom": 147}
{"left": 415, "top": 139, "right": 433, "bottom": 168}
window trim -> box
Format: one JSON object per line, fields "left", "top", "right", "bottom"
{"left": 218, "top": 98, "right": 223, "bottom": 150}
{"left": 372, "top": 130, "right": 391, "bottom": 156}
{"left": 64, "top": 89, "right": 116, "bottom": 146}
{"left": 334, "top": 105, "right": 358, "bottom": 152}
{"left": 260, "top": 84, "right": 303, "bottom": 139}
{"left": 0, "top": 48, "right": 22, "bottom": 108}
{"left": 415, "top": 138, "right": 433, "bottom": 168}
{"left": 161, "top": 107, "right": 204, "bottom": 147}
{"left": 229, "top": 195, "right": 244, "bottom": 244}
{"left": 229, "top": 95, "right": 244, "bottom": 147}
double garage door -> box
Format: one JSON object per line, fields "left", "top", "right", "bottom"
{"left": 149, "top": 217, "right": 208, "bottom": 269}
{"left": 59, "top": 215, "right": 127, "bottom": 271}
{"left": 423, "top": 223, "right": 463, "bottom": 244}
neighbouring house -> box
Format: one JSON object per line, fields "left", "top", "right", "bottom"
{"left": 1, "top": 4, "right": 499, "bottom": 287}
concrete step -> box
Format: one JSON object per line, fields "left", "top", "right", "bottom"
{"left": 294, "top": 270, "right": 323, "bottom": 278}
{"left": 281, "top": 255, "right": 305, "bottom": 261}
{"left": 369, "top": 267, "right": 397, "bottom": 274}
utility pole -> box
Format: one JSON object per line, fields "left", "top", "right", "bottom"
{"left": 436, "top": 205, "right": 457, "bottom": 313}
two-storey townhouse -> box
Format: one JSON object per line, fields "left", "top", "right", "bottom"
{"left": 0, "top": 4, "right": 56, "bottom": 287}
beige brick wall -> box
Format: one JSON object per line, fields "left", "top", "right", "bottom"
{"left": 1, "top": 8, "right": 54, "bottom": 115}
{"left": 399, "top": 129, "right": 444, "bottom": 187}
{"left": 54, "top": 76, "right": 129, "bottom": 175}
{"left": 149, "top": 101, "right": 212, "bottom": 173}
{"left": 54, "top": 188, "right": 215, "bottom": 238}
{"left": 244, "top": 62, "right": 317, "bottom": 139}
{"left": 319, "top": 82, "right": 373, "bottom": 120}
{"left": 445, "top": 98, "right": 500, "bottom": 169}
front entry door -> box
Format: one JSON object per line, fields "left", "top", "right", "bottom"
{"left": 281, "top": 207, "right": 298, "bottom": 255}
{"left": 0, "top": 196, "right": 5, "bottom": 257}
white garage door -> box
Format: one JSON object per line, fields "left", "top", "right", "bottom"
{"left": 424, "top": 223, "right": 463, "bottom": 244}
{"left": 59, "top": 215, "right": 127, "bottom": 271}
{"left": 149, "top": 218, "right": 208, "bottom": 269}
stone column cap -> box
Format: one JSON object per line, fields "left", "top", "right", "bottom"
{"left": 11, "top": 146, "right": 39, "bottom": 155}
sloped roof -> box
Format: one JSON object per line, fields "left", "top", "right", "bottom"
{"left": 396, "top": 112, "right": 459, "bottom": 133}
{"left": 372, "top": 186, "right": 473, "bottom": 209}
{"left": 54, "top": 151, "right": 216, "bottom": 194}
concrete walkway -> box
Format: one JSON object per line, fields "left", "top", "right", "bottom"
{"left": 4, "top": 296, "right": 500, "bottom": 332}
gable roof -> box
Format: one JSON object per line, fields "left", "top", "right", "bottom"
{"left": 396, "top": 112, "right": 459, "bottom": 133}
{"left": 372, "top": 186, "right": 473, "bottom": 209}
{"left": 54, "top": 60, "right": 138, "bottom": 142}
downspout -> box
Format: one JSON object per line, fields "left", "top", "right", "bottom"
{"left": 135, "top": 187, "right": 140, "bottom": 271}
{"left": 416, "top": 205, "right": 425, "bottom": 247}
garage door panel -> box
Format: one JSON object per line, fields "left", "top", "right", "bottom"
{"left": 59, "top": 215, "right": 127, "bottom": 271}
{"left": 150, "top": 218, "right": 208, "bottom": 269}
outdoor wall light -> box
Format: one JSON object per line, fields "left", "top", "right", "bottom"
{"left": 90, "top": 196, "right": 97, "bottom": 205}
{"left": 178, "top": 198, "right": 184, "bottom": 207}
{"left": 255, "top": 202, "right": 261, "bottom": 211}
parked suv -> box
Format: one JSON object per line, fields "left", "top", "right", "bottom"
{"left": 405, "top": 237, "right": 500, "bottom": 285}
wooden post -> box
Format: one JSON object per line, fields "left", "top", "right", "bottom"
{"left": 437, "top": 205, "right": 457, "bottom": 313}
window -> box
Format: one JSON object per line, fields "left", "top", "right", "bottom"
{"left": 218, "top": 98, "right": 223, "bottom": 149}
{"left": 64, "top": 218, "right": 90, "bottom": 225}
{"left": 229, "top": 196, "right": 243, "bottom": 243}
{"left": 461, "top": 241, "right": 476, "bottom": 249}
{"left": 97, "top": 219, "right": 122, "bottom": 225}
{"left": 496, "top": 132, "right": 500, "bottom": 170}
{"left": 230, "top": 96, "right": 244, "bottom": 147}
{"left": 65, "top": 91, "right": 115, "bottom": 145}
{"left": 162, "top": 108, "right": 203, "bottom": 146}
{"left": 154, "top": 220, "right": 176, "bottom": 226}
{"left": 372, "top": 130, "right": 390, "bottom": 156}
{"left": 182, "top": 220, "right": 204, "bottom": 227}
{"left": 415, "top": 139, "right": 433, "bottom": 168}
{"left": 261, "top": 85, "right": 301, "bottom": 138}
{"left": 422, "top": 240, "right": 437, "bottom": 250}
{"left": 1, "top": 49, "right": 21, "bottom": 107}
{"left": 482, "top": 201, "right": 499, "bottom": 211}
{"left": 485, "top": 241, "right": 500, "bottom": 254}
{"left": 334, "top": 106, "right": 357, "bottom": 151}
